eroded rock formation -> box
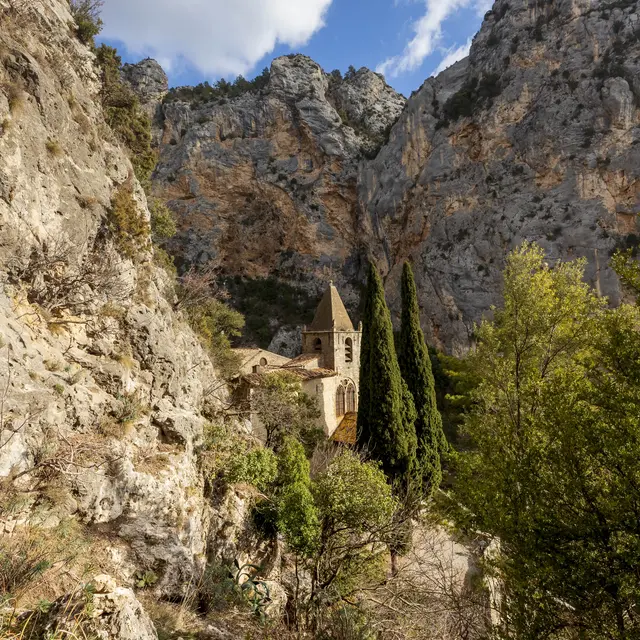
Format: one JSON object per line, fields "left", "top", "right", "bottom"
{"left": 138, "top": 0, "right": 639, "bottom": 353}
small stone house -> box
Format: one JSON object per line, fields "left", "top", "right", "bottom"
{"left": 234, "top": 284, "right": 361, "bottom": 444}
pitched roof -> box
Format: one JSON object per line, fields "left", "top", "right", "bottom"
{"left": 308, "top": 284, "right": 354, "bottom": 332}
{"left": 284, "top": 354, "right": 320, "bottom": 369}
{"left": 331, "top": 412, "right": 357, "bottom": 445}
{"left": 241, "top": 367, "right": 337, "bottom": 386}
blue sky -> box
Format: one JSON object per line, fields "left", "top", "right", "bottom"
{"left": 99, "top": 0, "right": 493, "bottom": 97}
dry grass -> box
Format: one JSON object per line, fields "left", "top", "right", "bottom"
{"left": 3, "top": 80, "right": 24, "bottom": 114}
{"left": 45, "top": 138, "right": 63, "bottom": 157}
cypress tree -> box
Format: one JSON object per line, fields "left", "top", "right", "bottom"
{"left": 398, "top": 261, "right": 446, "bottom": 497}
{"left": 356, "top": 263, "right": 374, "bottom": 449}
{"left": 357, "top": 262, "right": 417, "bottom": 490}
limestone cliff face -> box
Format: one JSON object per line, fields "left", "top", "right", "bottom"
{"left": 0, "top": 0, "right": 236, "bottom": 601}
{"left": 140, "top": 0, "right": 639, "bottom": 354}
{"left": 360, "top": 0, "right": 640, "bottom": 353}
{"left": 146, "top": 55, "right": 405, "bottom": 346}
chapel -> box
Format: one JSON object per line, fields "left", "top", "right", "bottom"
{"left": 234, "top": 283, "right": 362, "bottom": 444}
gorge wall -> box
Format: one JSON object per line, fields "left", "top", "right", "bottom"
{"left": 138, "top": 0, "right": 640, "bottom": 354}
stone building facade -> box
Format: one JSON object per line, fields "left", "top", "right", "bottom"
{"left": 234, "top": 284, "right": 361, "bottom": 442}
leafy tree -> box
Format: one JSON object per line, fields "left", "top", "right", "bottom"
{"left": 310, "top": 451, "right": 397, "bottom": 607}
{"left": 252, "top": 372, "right": 323, "bottom": 453}
{"left": 452, "top": 242, "right": 640, "bottom": 638}
{"left": 357, "top": 262, "right": 417, "bottom": 492}
{"left": 69, "top": 0, "right": 103, "bottom": 44}
{"left": 274, "top": 438, "right": 320, "bottom": 558}
{"left": 398, "top": 262, "right": 446, "bottom": 498}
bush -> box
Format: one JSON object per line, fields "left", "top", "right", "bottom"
{"left": 185, "top": 298, "right": 244, "bottom": 379}
{"left": 149, "top": 198, "right": 177, "bottom": 241}
{"left": 227, "top": 447, "right": 278, "bottom": 492}
{"left": 108, "top": 183, "right": 150, "bottom": 259}
{"left": 95, "top": 45, "right": 156, "bottom": 188}
{"left": 442, "top": 73, "right": 502, "bottom": 122}
{"left": 69, "top": 0, "right": 103, "bottom": 44}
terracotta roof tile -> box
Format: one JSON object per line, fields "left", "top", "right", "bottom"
{"left": 331, "top": 412, "right": 357, "bottom": 445}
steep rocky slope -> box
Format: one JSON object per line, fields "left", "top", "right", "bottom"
{"left": 360, "top": 0, "right": 640, "bottom": 352}
{"left": 144, "top": 56, "right": 405, "bottom": 351}
{"left": 141, "top": 0, "right": 640, "bottom": 354}
{"left": 0, "top": 0, "right": 264, "bottom": 615}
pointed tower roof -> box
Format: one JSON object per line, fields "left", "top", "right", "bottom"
{"left": 308, "top": 283, "right": 354, "bottom": 332}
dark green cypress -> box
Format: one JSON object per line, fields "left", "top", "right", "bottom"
{"left": 357, "top": 262, "right": 417, "bottom": 489}
{"left": 398, "top": 261, "right": 446, "bottom": 497}
{"left": 356, "top": 263, "right": 374, "bottom": 449}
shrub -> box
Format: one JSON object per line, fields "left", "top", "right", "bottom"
{"left": 442, "top": 73, "right": 502, "bottom": 122}
{"left": 108, "top": 183, "right": 150, "bottom": 259}
{"left": 185, "top": 299, "right": 244, "bottom": 379}
{"left": 45, "top": 138, "right": 62, "bottom": 156}
{"left": 149, "top": 198, "right": 177, "bottom": 241}
{"left": 227, "top": 447, "right": 278, "bottom": 492}
{"left": 95, "top": 45, "right": 156, "bottom": 188}
{"left": 69, "top": 0, "right": 103, "bottom": 44}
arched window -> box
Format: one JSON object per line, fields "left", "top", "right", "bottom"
{"left": 336, "top": 385, "right": 346, "bottom": 417}
{"left": 259, "top": 357, "right": 268, "bottom": 366}
{"left": 346, "top": 385, "right": 356, "bottom": 413}
{"left": 314, "top": 338, "right": 322, "bottom": 352}
{"left": 345, "top": 337, "right": 353, "bottom": 363}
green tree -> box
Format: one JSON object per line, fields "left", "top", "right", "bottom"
{"left": 69, "top": 0, "right": 103, "bottom": 44}
{"left": 274, "top": 438, "right": 320, "bottom": 558}
{"left": 357, "top": 262, "right": 417, "bottom": 492}
{"left": 398, "top": 262, "right": 446, "bottom": 498}
{"left": 453, "top": 242, "right": 640, "bottom": 639}
{"left": 252, "top": 372, "right": 323, "bottom": 453}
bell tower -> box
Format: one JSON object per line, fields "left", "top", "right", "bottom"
{"left": 302, "top": 283, "right": 361, "bottom": 385}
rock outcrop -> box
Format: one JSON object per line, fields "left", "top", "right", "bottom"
{"left": 359, "top": 0, "right": 640, "bottom": 352}
{"left": 141, "top": 0, "right": 639, "bottom": 353}
{"left": 0, "top": 0, "right": 220, "bottom": 602}
{"left": 21, "top": 575, "right": 158, "bottom": 640}
{"left": 141, "top": 54, "right": 406, "bottom": 348}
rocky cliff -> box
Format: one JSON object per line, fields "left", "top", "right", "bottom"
{"left": 140, "top": 0, "right": 640, "bottom": 354}
{"left": 144, "top": 56, "right": 405, "bottom": 352}
{"left": 0, "top": 0, "right": 266, "bottom": 620}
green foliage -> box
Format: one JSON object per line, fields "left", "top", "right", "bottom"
{"left": 95, "top": 45, "right": 156, "bottom": 188}
{"left": 226, "top": 275, "right": 316, "bottom": 348}
{"left": 452, "top": 242, "right": 640, "bottom": 638}
{"left": 227, "top": 447, "right": 278, "bottom": 492}
{"left": 108, "top": 184, "right": 150, "bottom": 259}
{"left": 69, "top": 0, "right": 103, "bottom": 44}
{"left": 356, "top": 262, "right": 418, "bottom": 492}
{"left": 274, "top": 438, "right": 319, "bottom": 556}
{"left": 612, "top": 248, "right": 640, "bottom": 296}
{"left": 184, "top": 299, "right": 244, "bottom": 379}
{"left": 134, "top": 569, "right": 158, "bottom": 589}
{"left": 252, "top": 371, "right": 322, "bottom": 452}
{"left": 442, "top": 73, "right": 502, "bottom": 122}
{"left": 164, "top": 68, "right": 271, "bottom": 106}
{"left": 398, "top": 262, "right": 445, "bottom": 498}
{"left": 313, "top": 451, "right": 396, "bottom": 534}
{"left": 149, "top": 198, "right": 177, "bottom": 241}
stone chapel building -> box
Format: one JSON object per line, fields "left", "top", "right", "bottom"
{"left": 234, "top": 284, "right": 362, "bottom": 444}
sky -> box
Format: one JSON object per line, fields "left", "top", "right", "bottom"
{"left": 98, "top": 0, "right": 495, "bottom": 97}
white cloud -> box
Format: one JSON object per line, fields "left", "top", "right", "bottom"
{"left": 432, "top": 37, "right": 472, "bottom": 76}
{"left": 100, "top": 0, "right": 333, "bottom": 78}
{"left": 376, "top": 0, "right": 487, "bottom": 79}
